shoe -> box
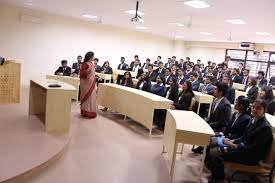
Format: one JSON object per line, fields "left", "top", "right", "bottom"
{"left": 192, "top": 146, "right": 204, "bottom": 154}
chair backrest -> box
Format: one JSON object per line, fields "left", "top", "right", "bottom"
{"left": 189, "top": 97, "right": 196, "bottom": 111}
{"left": 265, "top": 133, "right": 275, "bottom": 163}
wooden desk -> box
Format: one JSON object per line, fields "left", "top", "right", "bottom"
{"left": 97, "top": 83, "right": 173, "bottom": 135}
{"left": 95, "top": 72, "right": 112, "bottom": 83}
{"left": 232, "top": 83, "right": 245, "bottom": 91}
{"left": 163, "top": 110, "right": 214, "bottom": 182}
{"left": 193, "top": 91, "right": 214, "bottom": 117}
{"left": 113, "top": 70, "right": 137, "bottom": 82}
{"left": 29, "top": 79, "right": 76, "bottom": 133}
{"left": 46, "top": 75, "right": 79, "bottom": 100}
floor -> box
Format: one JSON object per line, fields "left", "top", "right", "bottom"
{"left": 0, "top": 90, "right": 230, "bottom": 183}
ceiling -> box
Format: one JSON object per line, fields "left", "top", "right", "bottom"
{"left": 2, "top": 0, "right": 275, "bottom": 43}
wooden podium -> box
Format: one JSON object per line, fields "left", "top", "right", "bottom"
{"left": 0, "top": 61, "right": 21, "bottom": 104}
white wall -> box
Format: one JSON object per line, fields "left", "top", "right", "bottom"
{"left": 0, "top": 4, "right": 177, "bottom": 85}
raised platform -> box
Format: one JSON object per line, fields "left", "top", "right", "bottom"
{"left": 0, "top": 89, "right": 71, "bottom": 183}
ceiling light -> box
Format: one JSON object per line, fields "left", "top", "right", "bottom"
{"left": 200, "top": 32, "right": 213, "bottom": 35}
{"left": 136, "top": 26, "right": 148, "bottom": 30}
{"left": 125, "top": 10, "right": 144, "bottom": 16}
{"left": 24, "top": 0, "right": 33, "bottom": 6}
{"left": 175, "top": 35, "right": 185, "bottom": 39}
{"left": 81, "top": 14, "right": 97, "bottom": 19}
{"left": 169, "top": 23, "right": 185, "bottom": 27}
{"left": 183, "top": 0, "right": 210, "bottom": 9}
{"left": 226, "top": 19, "right": 246, "bottom": 25}
{"left": 256, "top": 32, "right": 271, "bottom": 36}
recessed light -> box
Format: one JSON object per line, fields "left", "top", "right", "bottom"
{"left": 256, "top": 32, "right": 271, "bottom": 36}
{"left": 81, "top": 14, "right": 97, "bottom": 19}
{"left": 183, "top": 0, "right": 210, "bottom": 9}
{"left": 200, "top": 32, "right": 213, "bottom": 36}
{"left": 226, "top": 19, "right": 246, "bottom": 25}
{"left": 24, "top": 0, "right": 33, "bottom": 6}
{"left": 175, "top": 35, "right": 185, "bottom": 39}
{"left": 125, "top": 10, "right": 144, "bottom": 16}
{"left": 168, "top": 23, "right": 185, "bottom": 27}
{"left": 136, "top": 26, "right": 148, "bottom": 30}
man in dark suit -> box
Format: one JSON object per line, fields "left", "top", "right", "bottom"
{"left": 177, "top": 59, "right": 184, "bottom": 70}
{"left": 171, "top": 56, "right": 179, "bottom": 67}
{"left": 222, "top": 75, "right": 235, "bottom": 104}
{"left": 164, "top": 68, "right": 172, "bottom": 84}
{"left": 72, "top": 55, "right": 82, "bottom": 75}
{"left": 154, "top": 56, "right": 162, "bottom": 66}
{"left": 213, "top": 65, "right": 223, "bottom": 85}
{"left": 199, "top": 76, "right": 215, "bottom": 95}
{"left": 238, "top": 62, "right": 244, "bottom": 76}
{"left": 269, "top": 76, "right": 275, "bottom": 86}
{"left": 177, "top": 69, "right": 185, "bottom": 85}
{"left": 116, "top": 57, "right": 129, "bottom": 84}
{"left": 93, "top": 58, "right": 102, "bottom": 73}
{"left": 130, "top": 55, "right": 139, "bottom": 68}
{"left": 130, "top": 59, "right": 143, "bottom": 78}
{"left": 55, "top": 60, "right": 71, "bottom": 76}
{"left": 241, "top": 69, "right": 250, "bottom": 86}
{"left": 231, "top": 68, "right": 242, "bottom": 84}
{"left": 164, "top": 58, "right": 172, "bottom": 68}
{"left": 258, "top": 71, "right": 267, "bottom": 87}
{"left": 189, "top": 72, "right": 200, "bottom": 91}
{"left": 155, "top": 62, "right": 165, "bottom": 77}
{"left": 147, "top": 64, "right": 157, "bottom": 82}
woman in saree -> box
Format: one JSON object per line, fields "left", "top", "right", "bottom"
{"left": 80, "top": 51, "right": 97, "bottom": 118}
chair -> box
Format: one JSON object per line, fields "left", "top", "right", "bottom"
{"left": 189, "top": 97, "right": 196, "bottom": 111}
{"left": 224, "top": 134, "right": 275, "bottom": 183}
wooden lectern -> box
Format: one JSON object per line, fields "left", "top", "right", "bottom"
{"left": 0, "top": 61, "right": 21, "bottom": 104}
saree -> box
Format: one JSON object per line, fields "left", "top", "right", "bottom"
{"left": 80, "top": 62, "right": 97, "bottom": 118}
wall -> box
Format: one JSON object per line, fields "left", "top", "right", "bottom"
{"left": 0, "top": 4, "right": 178, "bottom": 85}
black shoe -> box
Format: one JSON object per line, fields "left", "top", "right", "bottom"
{"left": 192, "top": 146, "right": 204, "bottom": 154}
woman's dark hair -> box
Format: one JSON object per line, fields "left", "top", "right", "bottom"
{"left": 216, "top": 83, "right": 228, "bottom": 97}
{"left": 61, "top": 60, "right": 68, "bottom": 64}
{"left": 102, "top": 61, "right": 110, "bottom": 67}
{"left": 124, "top": 71, "right": 132, "bottom": 78}
{"left": 262, "top": 86, "right": 274, "bottom": 102}
{"left": 156, "top": 74, "right": 164, "bottom": 84}
{"left": 183, "top": 81, "right": 194, "bottom": 97}
{"left": 84, "top": 51, "right": 94, "bottom": 63}
{"left": 236, "top": 96, "right": 250, "bottom": 112}
{"left": 253, "top": 99, "right": 267, "bottom": 112}
{"left": 170, "top": 77, "right": 178, "bottom": 88}
{"left": 250, "top": 77, "right": 257, "bottom": 86}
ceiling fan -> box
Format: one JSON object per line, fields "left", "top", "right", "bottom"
{"left": 131, "top": 1, "right": 144, "bottom": 24}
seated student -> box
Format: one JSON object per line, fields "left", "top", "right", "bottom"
{"left": 170, "top": 81, "right": 194, "bottom": 110}
{"left": 101, "top": 61, "right": 113, "bottom": 74}
{"left": 136, "top": 73, "right": 151, "bottom": 92}
{"left": 207, "top": 99, "right": 273, "bottom": 183}
{"left": 164, "top": 58, "right": 172, "bottom": 69}
{"left": 208, "top": 83, "right": 232, "bottom": 132}
{"left": 130, "top": 55, "right": 139, "bottom": 68}
{"left": 0, "top": 57, "right": 5, "bottom": 65}
{"left": 231, "top": 68, "right": 242, "bottom": 84}
{"left": 245, "top": 77, "right": 258, "bottom": 103}
{"left": 165, "top": 77, "right": 179, "bottom": 102}
{"left": 177, "top": 59, "right": 185, "bottom": 70}
{"left": 142, "top": 58, "right": 151, "bottom": 69}
{"left": 269, "top": 76, "right": 275, "bottom": 87}
{"left": 213, "top": 64, "right": 223, "bottom": 85}
{"left": 147, "top": 64, "right": 157, "bottom": 82}
{"left": 259, "top": 86, "right": 275, "bottom": 115}
{"left": 54, "top": 60, "right": 72, "bottom": 76}
{"left": 154, "top": 56, "right": 162, "bottom": 66}
{"left": 222, "top": 75, "right": 235, "bottom": 104}
{"left": 257, "top": 71, "right": 267, "bottom": 87}
{"left": 151, "top": 75, "right": 166, "bottom": 97}
{"left": 193, "top": 64, "right": 203, "bottom": 82}
{"left": 177, "top": 69, "right": 185, "bottom": 86}
{"left": 164, "top": 68, "right": 172, "bottom": 84}
{"left": 185, "top": 64, "right": 193, "bottom": 80}
{"left": 117, "top": 57, "right": 128, "bottom": 84}
{"left": 155, "top": 61, "right": 165, "bottom": 77}
{"left": 120, "top": 71, "right": 133, "bottom": 88}
{"left": 189, "top": 72, "right": 200, "bottom": 91}
{"left": 199, "top": 75, "right": 215, "bottom": 95}
{"left": 241, "top": 69, "right": 250, "bottom": 86}
{"left": 130, "top": 59, "right": 143, "bottom": 78}
{"left": 72, "top": 55, "right": 82, "bottom": 75}
{"left": 93, "top": 58, "right": 102, "bottom": 73}
{"left": 170, "top": 64, "right": 177, "bottom": 77}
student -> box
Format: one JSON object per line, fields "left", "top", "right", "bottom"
{"left": 171, "top": 81, "right": 194, "bottom": 110}
{"left": 231, "top": 68, "right": 242, "bottom": 84}
{"left": 171, "top": 64, "right": 178, "bottom": 77}
{"left": 171, "top": 56, "right": 178, "bottom": 66}
{"left": 199, "top": 76, "right": 215, "bottom": 95}
{"left": 222, "top": 75, "right": 235, "bottom": 104}
{"left": 147, "top": 64, "right": 157, "bottom": 82}
{"left": 214, "top": 65, "right": 223, "bottom": 84}
{"left": 207, "top": 99, "right": 273, "bottom": 183}
{"left": 136, "top": 73, "right": 151, "bottom": 92}
{"left": 155, "top": 61, "right": 165, "bottom": 77}
{"left": 241, "top": 69, "right": 250, "bottom": 85}
{"left": 259, "top": 86, "right": 275, "bottom": 115}
{"left": 142, "top": 58, "right": 151, "bottom": 69}
{"left": 130, "top": 55, "right": 139, "bottom": 68}
{"left": 101, "top": 61, "right": 113, "bottom": 74}
{"left": 151, "top": 75, "right": 166, "bottom": 97}
{"left": 54, "top": 60, "right": 72, "bottom": 76}
{"left": 0, "top": 57, "right": 5, "bottom": 65}
{"left": 185, "top": 64, "right": 193, "bottom": 80}
{"left": 177, "top": 69, "right": 185, "bottom": 86}
{"left": 269, "top": 76, "right": 275, "bottom": 87}
{"left": 93, "top": 58, "right": 102, "bottom": 73}
{"left": 189, "top": 72, "right": 200, "bottom": 91}
{"left": 72, "top": 55, "right": 83, "bottom": 75}
{"left": 208, "top": 83, "right": 232, "bottom": 132}
{"left": 245, "top": 77, "right": 258, "bottom": 103}
{"left": 257, "top": 71, "right": 267, "bottom": 87}
{"left": 154, "top": 56, "right": 162, "bottom": 66}
{"left": 164, "top": 68, "right": 172, "bottom": 84}
{"left": 165, "top": 77, "right": 179, "bottom": 102}
{"left": 177, "top": 59, "right": 184, "bottom": 70}
{"left": 130, "top": 59, "right": 143, "bottom": 78}
{"left": 238, "top": 62, "right": 244, "bottom": 76}
{"left": 120, "top": 71, "right": 133, "bottom": 88}
{"left": 117, "top": 57, "right": 128, "bottom": 84}
{"left": 164, "top": 58, "right": 172, "bottom": 68}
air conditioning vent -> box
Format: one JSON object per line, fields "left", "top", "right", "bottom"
{"left": 239, "top": 42, "right": 255, "bottom": 50}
